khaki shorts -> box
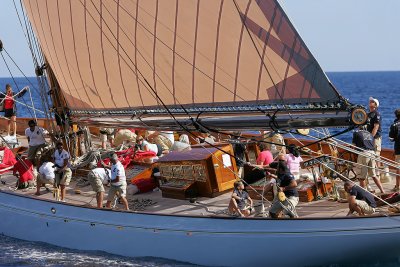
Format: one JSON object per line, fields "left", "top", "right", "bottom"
{"left": 88, "top": 172, "right": 105, "bottom": 193}
{"left": 37, "top": 173, "right": 54, "bottom": 185}
{"left": 269, "top": 196, "right": 299, "bottom": 216}
{"left": 28, "top": 144, "right": 46, "bottom": 161}
{"left": 395, "top": 155, "right": 400, "bottom": 163}
{"left": 357, "top": 151, "right": 376, "bottom": 179}
{"left": 107, "top": 183, "right": 127, "bottom": 201}
{"left": 55, "top": 168, "right": 72, "bottom": 186}
{"left": 355, "top": 199, "right": 375, "bottom": 215}
{"left": 374, "top": 137, "right": 382, "bottom": 154}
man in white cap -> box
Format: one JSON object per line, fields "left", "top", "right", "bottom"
{"left": 367, "top": 97, "right": 382, "bottom": 179}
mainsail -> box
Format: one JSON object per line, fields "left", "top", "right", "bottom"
{"left": 22, "top": 0, "right": 366, "bottom": 130}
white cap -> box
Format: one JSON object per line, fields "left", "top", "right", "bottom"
{"left": 369, "top": 97, "right": 379, "bottom": 108}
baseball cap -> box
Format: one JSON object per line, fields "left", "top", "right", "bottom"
{"left": 369, "top": 97, "right": 379, "bottom": 108}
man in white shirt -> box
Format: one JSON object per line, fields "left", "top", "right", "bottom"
{"left": 25, "top": 120, "right": 47, "bottom": 165}
{"left": 35, "top": 157, "right": 55, "bottom": 196}
{"left": 88, "top": 165, "right": 111, "bottom": 208}
{"left": 105, "top": 153, "right": 129, "bottom": 210}
{"left": 52, "top": 142, "right": 72, "bottom": 202}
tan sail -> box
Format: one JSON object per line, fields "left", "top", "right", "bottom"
{"left": 22, "top": 0, "right": 340, "bottom": 114}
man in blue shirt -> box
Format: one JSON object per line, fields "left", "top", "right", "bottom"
{"left": 389, "top": 109, "right": 400, "bottom": 192}
{"left": 228, "top": 181, "right": 253, "bottom": 217}
{"left": 268, "top": 161, "right": 298, "bottom": 218}
{"left": 352, "top": 126, "right": 385, "bottom": 194}
{"left": 344, "top": 181, "right": 376, "bottom": 216}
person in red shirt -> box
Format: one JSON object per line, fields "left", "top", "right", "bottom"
{"left": 256, "top": 143, "right": 274, "bottom": 166}
{"left": 13, "top": 155, "right": 34, "bottom": 189}
{"left": 0, "top": 84, "right": 28, "bottom": 136}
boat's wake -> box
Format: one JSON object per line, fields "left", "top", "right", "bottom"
{"left": 0, "top": 235, "right": 194, "bottom": 267}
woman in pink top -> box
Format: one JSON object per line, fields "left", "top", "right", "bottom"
{"left": 285, "top": 144, "right": 303, "bottom": 180}
{"left": 256, "top": 144, "right": 274, "bottom": 166}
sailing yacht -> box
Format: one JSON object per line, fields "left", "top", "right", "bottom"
{"left": 0, "top": 1, "right": 398, "bottom": 266}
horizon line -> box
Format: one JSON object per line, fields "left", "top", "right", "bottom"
{"left": 1, "top": 70, "right": 399, "bottom": 79}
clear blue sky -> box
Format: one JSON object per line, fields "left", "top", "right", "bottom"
{"left": 0, "top": 0, "right": 399, "bottom": 77}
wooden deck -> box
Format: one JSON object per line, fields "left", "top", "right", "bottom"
{"left": 0, "top": 132, "right": 396, "bottom": 219}
{"left": 0, "top": 169, "right": 396, "bottom": 219}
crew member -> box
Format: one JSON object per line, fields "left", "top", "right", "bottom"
{"left": 344, "top": 181, "right": 376, "bottom": 216}
{"left": 13, "top": 155, "right": 34, "bottom": 189}
{"left": 25, "top": 120, "right": 47, "bottom": 165}
{"left": 352, "top": 125, "right": 384, "bottom": 193}
{"left": 228, "top": 181, "right": 253, "bottom": 217}
{"left": 231, "top": 132, "right": 246, "bottom": 178}
{"left": 87, "top": 165, "right": 111, "bottom": 208}
{"left": 106, "top": 153, "right": 129, "bottom": 210}
{"left": 389, "top": 109, "right": 400, "bottom": 192}
{"left": 268, "top": 161, "right": 298, "bottom": 218}
{"left": 52, "top": 142, "right": 72, "bottom": 202}
{"left": 0, "top": 84, "right": 28, "bottom": 137}
{"left": 367, "top": 97, "right": 382, "bottom": 173}
{"left": 285, "top": 144, "right": 303, "bottom": 181}
{"left": 36, "top": 157, "right": 55, "bottom": 196}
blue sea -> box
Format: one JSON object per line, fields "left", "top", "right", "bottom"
{"left": 0, "top": 71, "right": 400, "bottom": 266}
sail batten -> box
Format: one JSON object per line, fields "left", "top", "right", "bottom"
{"left": 23, "top": 0, "right": 344, "bottom": 118}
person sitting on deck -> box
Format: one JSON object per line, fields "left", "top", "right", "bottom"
{"left": 25, "top": 120, "right": 47, "bottom": 165}
{"left": 228, "top": 181, "right": 253, "bottom": 217}
{"left": 268, "top": 161, "right": 299, "bottom": 218}
{"left": 36, "top": 157, "right": 55, "bottom": 196}
{"left": 87, "top": 163, "right": 111, "bottom": 208}
{"left": 13, "top": 155, "right": 34, "bottom": 189}
{"left": 52, "top": 142, "right": 72, "bottom": 202}
{"left": 105, "top": 153, "right": 129, "bottom": 210}
{"left": 137, "top": 136, "right": 161, "bottom": 159}
{"left": 344, "top": 181, "right": 377, "bottom": 216}
{"left": 352, "top": 125, "right": 385, "bottom": 193}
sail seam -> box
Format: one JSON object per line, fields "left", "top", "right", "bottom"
{"left": 83, "top": 0, "right": 106, "bottom": 109}
{"left": 134, "top": 0, "right": 145, "bottom": 107}
{"left": 233, "top": 0, "right": 252, "bottom": 103}
{"left": 192, "top": 0, "right": 200, "bottom": 104}
{"left": 116, "top": 0, "right": 131, "bottom": 108}
{"left": 256, "top": 2, "right": 278, "bottom": 102}
{"left": 171, "top": 0, "right": 179, "bottom": 105}
{"left": 98, "top": 0, "right": 118, "bottom": 108}
{"left": 152, "top": 0, "right": 160, "bottom": 106}
{"left": 65, "top": 0, "right": 97, "bottom": 108}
